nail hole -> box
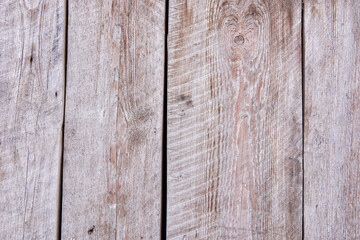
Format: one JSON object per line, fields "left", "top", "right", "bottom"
{"left": 88, "top": 225, "right": 95, "bottom": 235}
{"left": 234, "top": 35, "right": 245, "bottom": 45}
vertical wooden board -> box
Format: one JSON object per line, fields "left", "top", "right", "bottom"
{"left": 0, "top": 0, "right": 64, "bottom": 239}
{"left": 304, "top": 0, "right": 360, "bottom": 238}
{"left": 62, "top": 0, "right": 164, "bottom": 239}
{"left": 167, "top": 0, "right": 302, "bottom": 239}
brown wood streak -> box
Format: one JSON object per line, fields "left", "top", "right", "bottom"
{"left": 167, "top": 0, "right": 302, "bottom": 239}
{"left": 304, "top": 0, "right": 360, "bottom": 238}
{"left": 62, "top": 0, "right": 164, "bottom": 239}
{"left": 0, "top": 0, "right": 64, "bottom": 239}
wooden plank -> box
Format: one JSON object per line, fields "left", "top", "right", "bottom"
{"left": 0, "top": 0, "right": 65, "bottom": 239}
{"left": 61, "top": 0, "right": 164, "bottom": 239}
{"left": 167, "top": 0, "right": 302, "bottom": 239}
{"left": 304, "top": 0, "right": 360, "bottom": 238}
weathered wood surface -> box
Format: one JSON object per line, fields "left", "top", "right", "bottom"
{"left": 304, "top": 0, "right": 360, "bottom": 239}
{"left": 61, "top": 0, "right": 164, "bottom": 239}
{"left": 167, "top": 0, "right": 303, "bottom": 239}
{"left": 0, "top": 0, "right": 65, "bottom": 239}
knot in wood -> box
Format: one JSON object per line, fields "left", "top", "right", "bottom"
{"left": 234, "top": 35, "right": 245, "bottom": 45}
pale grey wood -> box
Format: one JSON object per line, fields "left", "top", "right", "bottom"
{"left": 167, "top": 0, "right": 303, "bottom": 239}
{"left": 61, "top": 0, "right": 164, "bottom": 239}
{"left": 0, "top": 0, "right": 65, "bottom": 239}
{"left": 304, "top": 0, "right": 360, "bottom": 238}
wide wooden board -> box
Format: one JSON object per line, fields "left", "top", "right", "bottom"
{"left": 167, "top": 0, "right": 303, "bottom": 239}
{"left": 304, "top": 0, "right": 360, "bottom": 238}
{"left": 61, "top": 0, "right": 164, "bottom": 239}
{"left": 0, "top": 0, "right": 65, "bottom": 239}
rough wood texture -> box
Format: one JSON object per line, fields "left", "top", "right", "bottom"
{"left": 0, "top": 0, "right": 64, "bottom": 239}
{"left": 61, "top": 0, "right": 164, "bottom": 239}
{"left": 304, "top": 0, "right": 360, "bottom": 238}
{"left": 167, "top": 0, "right": 302, "bottom": 239}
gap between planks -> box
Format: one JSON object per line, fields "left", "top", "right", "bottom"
{"left": 57, "top": 0, "right": 69, "bottom": 239}
{"left": 161, "top": 0, "right": 170, "bottom": 239}
{"left": 301, "top": 1, "right": 305, "bottom": 240}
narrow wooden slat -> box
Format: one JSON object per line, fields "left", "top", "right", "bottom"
{"left": 304, "top": 0, "right": 360, "bottom": 238}
{"left": 167, "top": 0, "right": 302, "bottom": 239}
{"left": 0, "top": 0, "right": 65, "bottom": 239}
{"left": 62, "top": 0, "right": 164, "bottom": 239}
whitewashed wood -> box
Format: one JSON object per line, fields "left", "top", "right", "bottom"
{"left": 0, "top": 0, "right": 65, "bottom": 239}
{"left": 304, "top": 0, "right": 360, "bottom": 238}
{"left": 61, "top": 0, "right": 164, "bottom": 239}
{"left": 167, "top": 0, "right": 302, "bottom": 239}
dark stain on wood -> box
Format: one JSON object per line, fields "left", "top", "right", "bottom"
{"left": 133, "top": 108, "right": 154, "bottom": 123}
{"left": 177, "top": 94, "right": 193, "bottom": 107}
{"left": 128, "top": 127, "right": 146, "bottom": 148}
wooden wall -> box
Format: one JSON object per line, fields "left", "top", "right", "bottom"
{"left": 0, "top": 0, "right": 359, "bottom": 239}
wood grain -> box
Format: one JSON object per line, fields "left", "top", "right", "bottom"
{"left": 304, "top": 0, "right": 360, "bottom": 238}
{"left": 167, "top": 0, "right": 302, "bottom": 239}
{"left": 0, "top": 0, "right": 65, "bottom": 239}
{"left": 61, "top": 0, "right": 164, "bottom": 239}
